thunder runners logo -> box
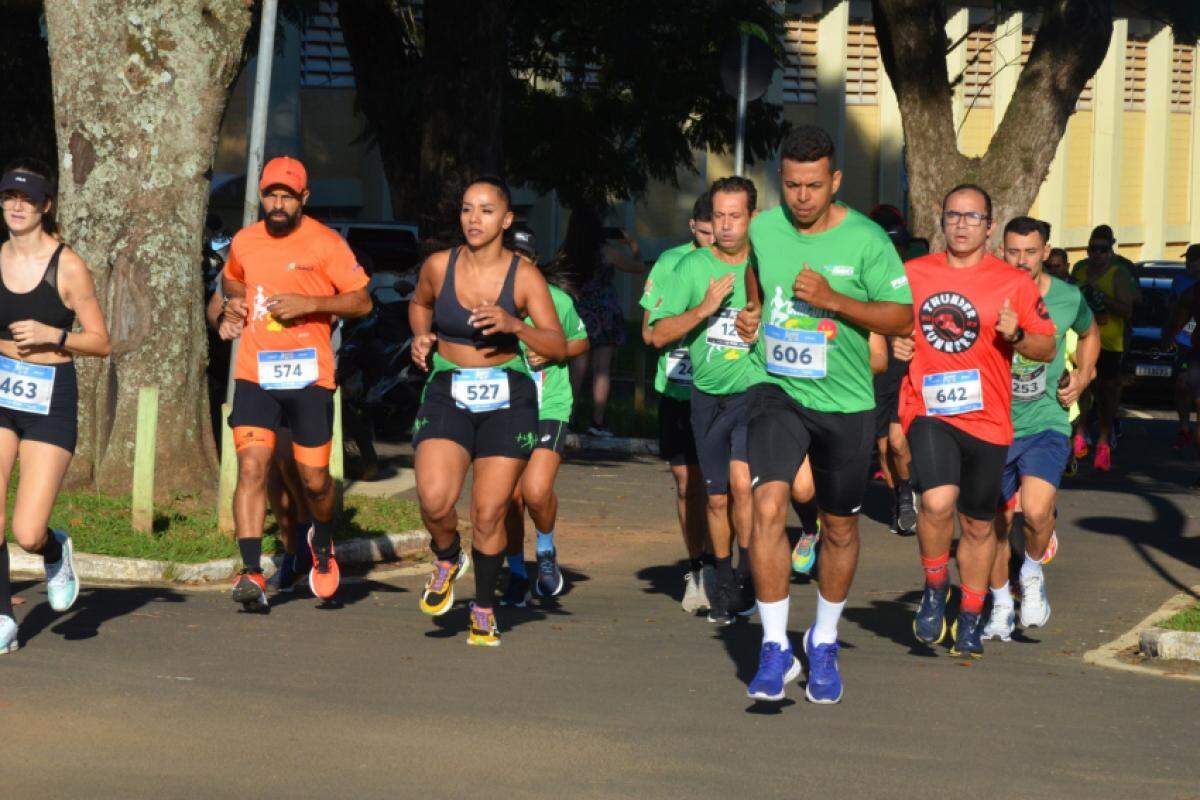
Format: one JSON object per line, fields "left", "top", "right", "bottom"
{"left": 919, "top": 292, "right": 980, "bottom": 353}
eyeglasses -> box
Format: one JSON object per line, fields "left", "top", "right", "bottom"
{"left": 941, "top": 210, "right": 989, "bottom": 227}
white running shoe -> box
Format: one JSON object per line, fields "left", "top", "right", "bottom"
{"left": 45, "top": 530, "right": 80, "bottom": 613}
{"left": 981, "top": 603, "right": 1015, "bottom": 641}
{"left": 0, "top": 614, "right": 17, "bottom": 654}
{"left": 681, "top": 570, "right": 704, "bottom": 613}
{"left": 699, "top": 564, "right": 715, "bottom": 612}
{"left": 1019, "top": 573, "right": 1051, "bottom": 628}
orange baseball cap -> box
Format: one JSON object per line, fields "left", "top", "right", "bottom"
{"left": 259, "top": 157, "right": 307, "bottom": 195}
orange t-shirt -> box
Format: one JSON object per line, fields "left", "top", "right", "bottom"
{"left": 223, "top": 216, "right": 368, "bottom": 390}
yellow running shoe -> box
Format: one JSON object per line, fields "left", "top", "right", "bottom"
{"left": 419, "top": 550, "right": 471, "bottom": 616}
{"left": 467, "top": 602, "right": 501, "bottom": 647}
{"left": 791, "top": 520, "right": 820, "bottom": 575}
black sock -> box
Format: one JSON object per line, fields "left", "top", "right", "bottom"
{"left": 792, "top": 499, "right": 820, "bottom": 533}
{"left": 311, "top": 517, "right": 335, "bottom": 552}
{"left": 688, "top": 557, "right": 704, "bottom": 573}
{"left": 41, "top": 529, "right": 63, "bottom": 564}
{"left": 472, "top": 548, "right": 503, "bottom": 609}
{"left": 895, "top": 479, "right": 911, "bottom": 499}
{"left": 736, "top": 546, "right": 751, "bottom": 582}
{"left": 432, "top": 534, "right": 462, "bottom": 564}
{"left": 715, "top": 555, "right": 735, "bottom": 588}
{"left": 293, "top": 522, "right": 313, "bottom": 570}
{"left": 700, "top": 551, "right": 715, "bottom": 567}
{"left": 237, "top": 538, "right": 262, "bottom": 572}
{"left": 0, "top": 543, "right": 12, "bottom": 618}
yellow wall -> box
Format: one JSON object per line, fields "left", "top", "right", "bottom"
{"left": 1118, "top": 112, "right": 1145, "bottom": 227}
{"left": 1063, "top": 112, "right": 1094, "bottom": 229}
{"left": 1165, "top": 242, "right": 1191, "bottom": 259}
{"left": 1168, "top": 114, "right": 1192, "bottom": 226}
{"left": 1116, "top": 243, "right": 1142, "bottom": 261}
{"left": 842, "top": 104, "right": 880, "bottom": 211}
{"left": 958, "top": 107, "right": 993, "bottom": 158}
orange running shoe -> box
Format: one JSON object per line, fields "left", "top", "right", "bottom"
{"left": 1040, "top": 531, "right": 1059, "bottom": 564}
{"left": 231, "top": 569, "right": 268, "bottom": 611}
{"left": 307, "top": 528, "right": 340, "bottom": 601}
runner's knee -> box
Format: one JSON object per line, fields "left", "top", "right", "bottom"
{"left": 295, "top": 464, "right": 332, "bottom": 496}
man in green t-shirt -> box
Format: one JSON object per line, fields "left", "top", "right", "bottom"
{"left": 735, "top": 125, "right": 914, "bottom": 705}
{"left": 651, "top": 177, "right": 757, "bottom": 625}
{"left": 983, "top": 217, "right": 1099, "bottom": 642}
{"left": 639, "top": 193, "right": 715, "bottom": 613}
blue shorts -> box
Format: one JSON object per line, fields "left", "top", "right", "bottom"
{"left": 998, "top": 430, "right": 1071, "bottom": 508}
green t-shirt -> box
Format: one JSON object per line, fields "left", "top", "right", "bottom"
{"left": 747, "top": 204, "right": 912, "bottom": 413}
{"left": 522, "top": 284, "right": 588, "bottom": 422}
{"left": 652, "top": 247, "right": 753, "bottom": 396}
{"left": 1011, "top": 276, "right": 1093, "bottom": 438}
{"left": 641, "top": 242, "right": 696, "bottom": 401}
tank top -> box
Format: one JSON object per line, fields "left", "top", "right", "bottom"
{"left": 433, "top": 246, "right": 520, "bottom": 350}
{"left": 0, "top": 243, "right": 76, "bottom": 341}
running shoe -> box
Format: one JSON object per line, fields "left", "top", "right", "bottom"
{"left": 586, "top": 424, "right": 614, "bottom": 439}
{"left": 1040, "top": 531, "right": 1059, "bottom": 565}
{"left": 734, "top": 575, "right": 756, "bottom": 617}
{"left": 1093, "top": 441, "right": 1112, "bottom": 472}
{"left": 44, "top": 529, "right": 79, "bottom": 612}
{"left": 1173, "top": 428, "right": 1193, "bottom": 451}
{"left": 0, "top": 615, "right": 18, "bottom": 655}
{"left": 467, "top": 602, "right": 501, "bottom": 647}
{"left": 981, "top": 602, "right": 1015, "bottom": 642}
{"left": 802, "top": 628, "right": 843, "bottom": 704}
{"left": 746, "top": 641, "right": 802, "bottom": 701}
{"left": 913, "top": 585, "right": 950, "bottom": 645}
{"left": 500, "top": 573, "right": 531, "bottom": 608}
{"left": 949, "top": 611, "right": 984, "bottom": 658}
{"left": 1072, "top": 432, "right": 1089, "bottom": 459}
{"left": 270, "top": 553, "right": 299, "bottom": 593}
{"left": 895, "top": 489, "right": 918, "bottom": 536}
{"left": 1019, "top": 572, "right": 1051, "bottom": 628}
{"left": 533, "top": 548, "right": 564, "bottom": 598}
{"left": 707, "top": 580, "right": 735, "bottom": 626}
{"left": 681, "top": 569, "right": 706, "bottom": 613}
{"left": 420, "top": 550, "right": 471, "bottom": 616}
{"left": 307, "top": 528, "right": 340, "bottom": 601}
{"left": 791, "top": 520, "right": 820, "bottom": 575}
{"left": 700, "top": 564, "right": 716, "bottom": 609}
{"left": 231, "top": 569, "right": 268, "bottom": 611}
{"left": 1063, "top": 454, "right": 1078, "bottom": 478}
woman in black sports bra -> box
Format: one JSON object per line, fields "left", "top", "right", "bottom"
{"left": 0, "top": 158, "right": 111, "bottom": 655}
{"left": 409, "top": 175, "right": 565, "bottom": 647}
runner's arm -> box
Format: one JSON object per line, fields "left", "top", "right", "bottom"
{"left": 1163, "top": 286, "right": 1192, "bottom": 345}
{"left": 868, "top": 333, "right": 888, "bottom": 375}
{"left": 641, "top": 309, "right": 654, "bottom": 346}
{"left": 1105, "top": 274, "right": 1134, "bottom": 320}
{"left": 649, "top": 272, "right": 734, "bottom": 349}
{"left": 496, "top": 261, "right": 566, "bottom": 361}
{"left": 830, "top": 297, "right": 913, "bottom": 337}
{"left": 1073, "top": 320, "right": 1101, "bottom": 384}
{"left": 47, "top": 248, "right": 110, "bottom": 357}
{"left": 298, "top": 288, "right": 372, "bottom": 319}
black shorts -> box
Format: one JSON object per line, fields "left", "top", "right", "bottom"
{"left": 0, "top": 360, "right": 77, "bottom": 453}
{"left": 535, "top": 419, "right": 569, "bottom": 454}
{"left": 690, "top": 388, "right": 748, "bottom": 496}
{"left": 412, "top": 369, "right": 538, "bottom": 460}
{"left": 658, "top": 395, "right": 698, "bottom": 466}
{"left": 1096, "top": 349, "right": 1123, "bottom": 381}
{"left": 908, "top": 416, "right": 1008, "bottom": 522}
{"left": 874, "top": 390, "right": 901, "bottom": 440}
{"left": 746, "top": 382, "right": 873, "bottom": 516}
{"left": 229, "top": 380, "right": 334, "bottom": 448}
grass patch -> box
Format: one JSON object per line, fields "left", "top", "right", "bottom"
{"left": 8, "top": 481, "right": 423, "bottom": 564}
{"left": 1160, "top": 603, "right": 1200, "bottom": 633}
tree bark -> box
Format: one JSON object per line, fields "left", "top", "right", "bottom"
{"left": 44, "top": 0, "right": 252, "bottom": 497}
{"left": 873, "top": 0, "right": 1112, "bottom": 246}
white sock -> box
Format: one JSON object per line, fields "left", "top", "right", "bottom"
{"left": 757, "top": 597, "right": 790, "bottom": 647}
{"left": 991, "top": 584, "right": 1013, "bottom": 608}
{"left": 812, "top": 593, "right": 845, "bottom": 645}
{"left": 1020, "top": 552, "right": 1043, "bottom": 581}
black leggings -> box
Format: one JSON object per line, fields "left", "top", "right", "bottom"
{"left": 908, "top": 416, "right": 1007, "bottom": 522}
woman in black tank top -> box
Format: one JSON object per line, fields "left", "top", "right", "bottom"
{"left": 0, "top": 159, "right": 111, "bottom": 653}
{"left": 408, "top": 175, "right": 566, "bottom": 646}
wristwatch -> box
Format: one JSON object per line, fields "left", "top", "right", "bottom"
{"left": 1008, "top": 326, "right": 1025, "bottom": 345}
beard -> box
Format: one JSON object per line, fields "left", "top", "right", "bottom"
{"left": 265, "top": 207, "right": 302, "bottom": 237}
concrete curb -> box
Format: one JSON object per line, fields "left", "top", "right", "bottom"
{"left": 565, "top": 433, "right": 658, "bottom": 456}
{"left": 7, "top": 529, "right": 430, "bottom": 586}
{"left": 1083, "top": 588, "right": 1200, "bottom": 681}
{"left": 1139, "top": 627, "right": 1200, "bottom": 661}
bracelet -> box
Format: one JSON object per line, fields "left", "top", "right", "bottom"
{"left": 221, "top": 295, "right": 230, "bottom": 314}
{"left": 57, "top": 328, "right": 69, "bottom": 348}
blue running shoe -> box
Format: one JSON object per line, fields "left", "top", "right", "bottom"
{"left": 803, "top": 628, "right": 843, "bottom": 704}
{"left": 746, "top": 641, "right": 803, "bottom": 701}
{"left": 913, "top": 585, "right": 950, "bottom": 645}
{"left": 0, "top": 615, "right": 18, "bottom": 655}
{"left": 949, "top": 611, "right": 984, "bottom": 659}
{"left": 533, "top": 549, "right": 564, "bottom": 598}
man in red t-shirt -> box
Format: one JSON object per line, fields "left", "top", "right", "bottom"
{"left": 220, "top": 157, "right": 372, "bottom": 609}
{"left": 893, "top": 184, "right": 1055, "bottom": 658}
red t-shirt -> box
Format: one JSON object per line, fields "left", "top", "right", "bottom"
{"left": 223, "top": 216, "right": 368, "bottom": 390}
{"left": 899, "top": 252, "right": 1056, "bottom": 445}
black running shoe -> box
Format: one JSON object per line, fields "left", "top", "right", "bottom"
{"left": 707, "top": 581, "right": 735, "bottom": 626}
{"left": 500, "top": 573, "right": 531, "bottom": 608}
{"left": 895, "top": 489, "right": 917, "bottom": 535}
{"left": 949, "top": 611, "right": 984, "bottom": 658}
{"left": 913, "top": 585, "right": 950, "bottom": 645}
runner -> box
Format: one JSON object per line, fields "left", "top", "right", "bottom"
{"left": 735, "top": 126, "right": 914, "bottom": 703}
{"left": 651, "top": 176, "right": 758, "bottom": 624}
{"left": 982, "top": 217, "right": 1099, "bottom": 641}
{"left": 1044, "top": 248, "right": 1071, "bottom": 283}
{"left": 501, "top": 227, "right": 589, "bottom": 606}
{"left": 895, "top": 186, "right": 1056, "bottom": 659}
{"left": 639, "top": 192, "right": 716, "bottom": 612}
{"left": 1164, "top": 248, "right": 1200, "bottom": 466}
{"left": 0, "top": 159, "right": 111, "bottom": 653}
{"left": 410, "top": 176, "right": 565, "bottom": 646}
{"left": 1164, "top": 245, "right": 1200, "bottom": 450}
{"left": 220, "top": 157, "right": 372, "bottom": 610}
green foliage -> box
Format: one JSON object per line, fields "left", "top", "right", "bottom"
{"left": 1161, "top": 604, "right": 1200, "bottom": 633}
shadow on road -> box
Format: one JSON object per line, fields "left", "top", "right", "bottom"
{"left": 13, "top": 581, "right": 186, "bottom": 646}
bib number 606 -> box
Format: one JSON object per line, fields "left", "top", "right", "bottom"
{"left": 771, "top": 344, "right": 812, "bottom": 366}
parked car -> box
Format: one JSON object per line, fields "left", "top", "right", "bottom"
{"left": 1121, "top": 260, "right": 1185, "bottom": 399}
{"left": 323, "top": 221, "right": 422, "bottom": 277}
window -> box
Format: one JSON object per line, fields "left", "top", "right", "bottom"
{"left": 963, "top": 27, "right": 995, "bottom": 108}
{"left": 845, "top": 21, "right": 880, "bottom": 105}
{"left": 782, "top": 17, "right": 818, "bottom": 104}
{"left": 1124, "top": 36, "right": 1149, "bottom": 110}
{"left": 1172, "top": 43, "right": 1194, "bottom": 113}
{"left": 301, "top": 1, "right": 354, "bottom": 88}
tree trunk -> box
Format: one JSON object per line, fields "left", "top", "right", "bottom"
{"left": 44, "top": 1, "right": 252, "bottom": 497}
{"left": 873, "top": 0, "right": 1112, "bottom": 246}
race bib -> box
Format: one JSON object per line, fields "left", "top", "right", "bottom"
{"left": 452, "top": 368, "right": 510, "bottom": 412}
{"left": 0, "top": 356, "right": 54, "bottom": 416}
{"left": 763, "top": 324, "right": 826, "bottom": 379}
{"left": 257, "top": 348, "right": 318, "bottom": 390}
{"left": 706, "top": 308, "right": 748, "bottom": 350}
{"left": 922, "top": 369, "right": 984, "bottom": 416}
{"left": 665, "top": 348, "right": 693, "bottom": 383}
{"left": 1011, "top": 362, "right": 1047, "bottom": 402}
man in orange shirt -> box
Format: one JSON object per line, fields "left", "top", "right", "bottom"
{"left": 220, "top": 157, "right": 372, "bottom": 609}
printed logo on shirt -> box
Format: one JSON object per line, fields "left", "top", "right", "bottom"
{"left": 286, "top": 262, "right": 315, "bottom": 272}
{"left": 891, "top": 276, "right": 909, "bottom": 290}
{"left": 919, "top": 291, "right": 980, "bottom": 354}
{"left": 827, "top": 265, "right": 855, "bottom": 277}
{"left": 1034, "top": 296, "right": 1051, "bottom": 321}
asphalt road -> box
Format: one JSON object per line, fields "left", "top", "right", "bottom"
{"left": 3, "top": 416, "right": 1200, "bottom": 799}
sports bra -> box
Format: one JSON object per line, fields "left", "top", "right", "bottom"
{"left": 433, "top": 246, "right": 520, "bottom": 350}
{"left": 0, "top": 243, "right": 76, "bottom": 341}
